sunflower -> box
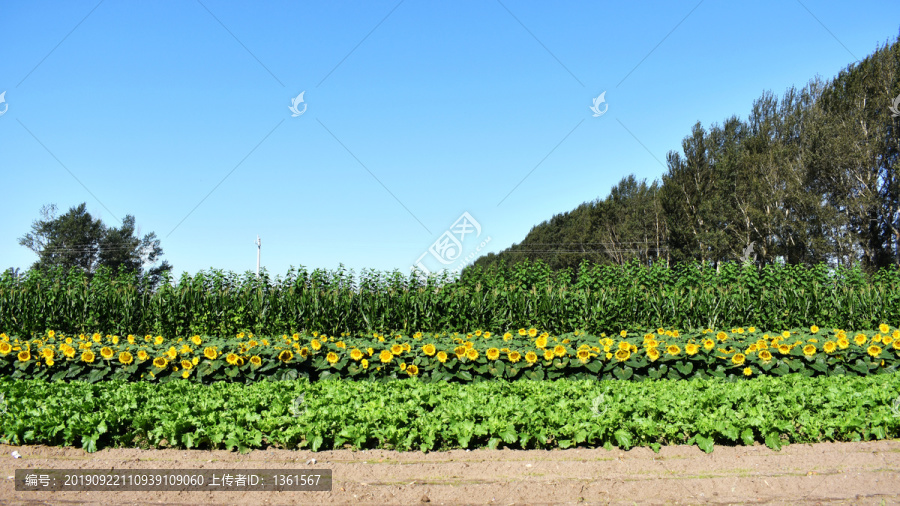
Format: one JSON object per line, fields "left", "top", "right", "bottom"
{"left": 743, "top": 367, "right": 753, "bottom": 376}
{"left": 81, "top": 350, "right": 95, "bottom": 363}
{"left": 810, "top": 325, "right": 820, "bottom": 333}
{"left": 879, "top": 323, "right": 890, "bottom": 334}
{"left": 716, "top": 331, "right": 728, "bottom": 342}
{"left": 731, "top": 353, "right": 746, "bottom": 366}
{"left": 867, "top": 345, "right": 882, "bottom": 358}
{"left": 553, "top": 345, "right": 567, "bottom": 357}
{"left": 437, "top": 351, "right": 449, "bottom": 363}
{"left": 837, "top": 338, "right": 850, "bottom": 349}
{"left": 275, "top": 350, "right": 291, "bottom": 363}
{"left": 41, "top": 347, "right": 55, "bottom": 360}
{"left": 486, "top": 348, "right": 500, "bottom": 360}
{"left": 778, "top": 344, "right": 791, "bottom": 354}
{"left": 137, "top": 350, "right": 149, "bottom": 361}
{"left": 326, "top": 352, "right": 339, "bottom": 364}
{"left": 224, "top": 353, "right": 238, "bottom": 365}
{"left": 379, "top": 350, "right": 393, "bottom": 363}
{"left": 663, "top": 345, "right": 679, "bottom": 356}
{"left": 854, "top": 334, "right": 868, "bottom": 346}
{"left": 0, "top": 341, "right": 12, "bottom": 355}
{"left": 153, "top": 357, "right": 168, "bottom": 368}
{"left": 703, "top": 339, "right": 715, "bottom": 350}
{"left": 466, "top": 348, "right": 479, "bottom": 360}
{"left": 576, "top": 349, "right": 590, "bottom": 363}
{"left": 758, "top": 350, "right": 773, "bottom": 362}
{"left": 298, "top": 347, "right": 309, "bottom": 358}
{"left": 119, "top": 351, "right": 134, "bottom": 365}
{"left": 748, "top": 327, "right": 756, "bottom": 333}
{"left": 802, "top": 344, "right": 816, "bottom": 357}
{"left": 406, "top": 364, "right": 419, "bottom": 376}
{"left": 422, "top": 344, "right": 436, "bottom": 356}
{"left": 100, "top": 347, "right": 114, "bottom": 360}
{"left": 535, "top": 335, "right": 548, "bottom": 348}
{"left": 821, "top": 341, "right": 836, "bottom": 354}
{"left": 361, "top": 358, "right": 369, "bottom": 369}
{"left": 204, "top": 347, "right": 218, "bottom": 360}
{"left": 154, "top": 335, "right": 164, "bottom": 345}
{"left": 645, "top": 339, "right": 659, "bottom": 348}
{"left": 350, "top": 349, "right": 364, "bottom": 361}
{"left": 93, "top": 333, "right": 102, "bottom": 343}
{"left": 454, "top": 346, "right": 467, "bottom": 359}
{"left": 525, "top": 351, "right": 538, "bottom": 364}
{"left": 685, "top": 343, "right": 699, "bottom": 355}
{"left": 543, "top": 349, "right": 555, "bottom": 361}
{"left": 647, "top": 348, "right": 660, "bottom": 362}
{"left": 17, "top": 350, "right": 31, "bottom": 362}
{"left": 518, "top": 328, "right": 527, "bottom": 336}
{"left": 391, "top": 344, "right": 403, "bottom": 355}
{"left": 528, "top": 328, "right": 538, "bottom": 337}
{"left": 614, "top": 349, "right": 630, "bottom": 362}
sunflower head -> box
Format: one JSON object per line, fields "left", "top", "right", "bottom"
{"left": 437, "top": 350, "right": 448, "bottom": 363}
{"left": 685, "top": 343, "right": 699, "bottom": 355}
{"left": 379, "top": 350, "right": 393, "bottom": 363}
{"left": 326, "top": 352, "right": 339, "bottom": 364}
{"left": 647, "top": 348, "right": 660, "bottom": 362}
{"left": 486, "top": 348, "right": 500, "bottom": 360}
{"left": 81, "top": 350, "right": 95, "bottom": 363}
{"left": 731, "top": 353, "right": 746, "bottom": 366}
{"left": 204, "top": 347, "right": 218, "bottom": 360}
{"left": 525, "top": 351, "right": 538, "bottom": 364}
{"left": 422, "top": 344, "right": 436, "bottom": 356}
{"left": 279, "top": 350, "right": 294, "bottom": 362}
{"left": 867, "top": 345, "right": 882, "bottom": 358}
{"left": 119, "top": 351, "right": 134, "bottom": 365}
{"left": 153, "top": 357, "right": 168, "bottom": 368}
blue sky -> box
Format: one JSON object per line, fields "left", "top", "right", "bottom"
{"left": 2, "top": 1, "right": 898, "bottom": 279}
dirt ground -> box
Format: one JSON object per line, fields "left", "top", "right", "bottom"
{"left": 1, "top": 440, "right": 899, "bottom": 505}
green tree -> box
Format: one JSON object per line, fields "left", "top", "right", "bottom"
{"left": 18, "top": 203, "right": 172, "bottom": 286}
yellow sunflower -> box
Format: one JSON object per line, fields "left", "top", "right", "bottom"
{"left": 379, "top": 350, "right": 393, "bottom": 363}
{"left": 647, "top": 348, "right": 660, "bottom": 362}
{"left": 0, "top": 341, "right": 11, "bottom": 355}
{"left": 466, "top": 348, "right": 479, "bottom": 360}
{"left": 18, "top": 350, "right": 31, "bottom": 362}
{"left": 685, "top": 343, "right": 699, "bottom": 355}
{"left": 137, "top": 350, "right": 149, "bottom": 361}
{"left": 486, "top": 348, "right": 500, "bottom": 360}
{"left": 525, "top": 351, "right": 538, "bottom": 364}
{"left": 350, "top": 349, "right": 364, "bottom": 361}
{"left": 422, "top": 344, "right": 436, "bottom": 356}
{"left": 802, "top": 344, "right": 816, "bottom": 357}
{"left": 867, "top": 345, "right": 882, "bottom": 358}
{"left": 614, "top": 349, "right": 630, "bottom": 362}
{"left": 153, "top": 357, "right": 168, "bottom": 368}
{"left": 731, "top": 353, "right": 746, "bottom": 366}
{"left": 758, "top": 350, "right": 773, "bottom": 362}
{"left": 279, "top": 350, "right": 294, "bottom": 362}
{"left": 406, "top": 364, "right": 419, "bottom": 376}
{"left": 81, "top": 350, "right": 95, "bottom": 363}
{"left": 553, "top": 345, "right": 567, "bottom": 357}
{"left": 119, "top": 351, "right": 134, "bottom": 365}
{"left": 204, "top": 347, "right": 218, "bottom": 360}
{"left": 543, "top": 349, "right": 555, "bottom": 361}
{"left": 437, "top": 351, "right": 448, "bottom": 363}
{"left": 666, "top": 345, "right": 681, "bottom": 356}
{"left": 326, "top": 352, "right": 339, "bottom": 364}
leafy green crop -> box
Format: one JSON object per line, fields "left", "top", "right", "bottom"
{"left": 1, "top": 374, "right": 898, "bottom": 454}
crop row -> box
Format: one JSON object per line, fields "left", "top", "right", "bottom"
{"left": 2, "top": 261, "right": 899, "bottom": 337}
{"left": 1, "top": 373, "right": 898, "bottom": 453}
{"left": 4, "top": 325, "right": 899, "bottom": 383}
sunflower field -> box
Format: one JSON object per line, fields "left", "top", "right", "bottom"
{"left": 2, "top": 325, "right": 899, "bottom": 384}
{"left": 2, "top": 261, "right": 900, "bottom": 454}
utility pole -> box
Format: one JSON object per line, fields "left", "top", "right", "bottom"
{"left": 256, "top": 235, "right": 261, "bottom": 277}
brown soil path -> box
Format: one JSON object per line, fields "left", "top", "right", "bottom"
{"left": 2, "top": 441, "right": 899, "bottom": 505}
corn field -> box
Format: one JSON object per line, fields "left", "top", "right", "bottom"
{"left": 1, "top": 260, "right": 899, "bottom": 338}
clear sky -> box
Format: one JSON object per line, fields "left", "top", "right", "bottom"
{"left": 2, "top": 1, "right": 898, "bottom": 280}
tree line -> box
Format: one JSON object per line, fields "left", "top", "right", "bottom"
{"left": 472, "top": 35, "right": 900, "bottom": 276}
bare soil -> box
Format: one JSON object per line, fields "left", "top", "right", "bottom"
{"left": 2, "top": 441, "right": 899, "bottom": 505}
